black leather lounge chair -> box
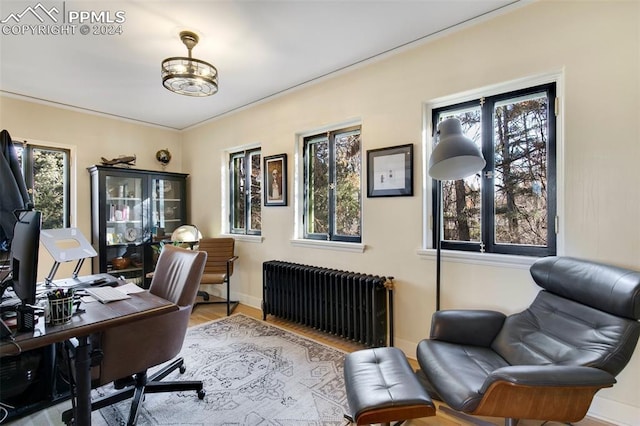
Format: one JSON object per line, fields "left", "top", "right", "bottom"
{"left": 417, "top": 256, "right": 640, "bottom": 426}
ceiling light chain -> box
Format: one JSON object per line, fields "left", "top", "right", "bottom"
{"left": 161, "top": 31, "right": 218, "bottom": 97}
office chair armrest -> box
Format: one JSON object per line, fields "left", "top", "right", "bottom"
{"left": 227, "top": 256, "right": 238, "bottom": 264}
{"left": 480, "top": 365, "right": 616, "bottom": 392}
{"left": 429, "top": 310, "right": 506, "bottom": 347}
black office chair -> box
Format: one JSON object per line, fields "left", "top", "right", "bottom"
{"left": 62, "top": 245, "right": 207, "bottom": 425}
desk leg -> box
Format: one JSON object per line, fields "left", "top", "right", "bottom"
{"left": 74, "top": 336, "right": 92, "bottom": 425}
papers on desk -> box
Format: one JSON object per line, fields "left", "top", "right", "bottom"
{"left": 83, "top": 283, "right": 145, "bottom": 303}
{"left": 84, "top": 287, "right": 130, "bottom": 303}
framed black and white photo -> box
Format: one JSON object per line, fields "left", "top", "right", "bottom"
{"left": 264, "top": 154, "right": 287, "bottom": 206}
{"left": 367, "top": 144, "right": 413, "bottom": 197}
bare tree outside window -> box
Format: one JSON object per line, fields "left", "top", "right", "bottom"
{"left": 494, "top": 94, "right": 548, "bottom": 246}
{"left": 304, "top": 126, "right": 361, "bottom": 243}
{"left": 229, "top": 148, "right": 261, "bottom": 235}
{"left": 433, "top": 83, "right": 556, "bottom": 256}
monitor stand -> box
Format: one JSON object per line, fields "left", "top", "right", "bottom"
{"left": 44, "top": 258, "right": 85, "bottom": 287}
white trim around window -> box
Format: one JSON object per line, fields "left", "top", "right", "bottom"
{"left": 421, "top": 70, "right": 565, "bottom": 265}
{"left": 291, "top": 118, "right": 365, "bottom": 252}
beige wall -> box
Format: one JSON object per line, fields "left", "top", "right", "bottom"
{"left": 183, "top": 1, "right": 640, "bottom": 424}
{"left": 1, "top": 0, "right": 638, "bottom": 423}
{"left": 0, "top": 97, "right": 183, "bottom": 277}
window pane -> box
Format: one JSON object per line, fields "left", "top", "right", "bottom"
{"left": 249, "top": 151, "right": 261, "bottom": 231}
{"left": 306, "top": 137, "right": 329, "bottom": 235}
{"left": 231, "top": 154, "right": 245, "bottom": 231}
{"left": 333, "top": 130, "right": 361, "bottom": 237}
{"left": 493, "top": 92, "right": 548, "bottom": 246}
{"left": 32, "top": 148, "right": 67, "bottom": 229}
{"left": 437, "top": 109, "right": 482, "bottom": 243}
{"left": 15, "top": 144, "right": 24, "bottom": 165}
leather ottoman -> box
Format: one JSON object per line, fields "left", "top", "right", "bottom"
{"left": 344, "top": 347, "right": 435, "bottom": 425}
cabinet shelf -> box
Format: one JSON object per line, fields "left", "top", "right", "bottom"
{"left": 106, "top": 267, "right": 143, "bottom": 274}
{"left": 106, "top": 220, "right": 143, "bottom": 224}
{"left": 106, "top": 242, "right": 146, "bottom": 248}
{"left": 107, "top": 197, "right": 142, "bottom": 202}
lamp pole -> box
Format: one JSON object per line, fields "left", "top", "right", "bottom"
{"left": 435, "top": 179, "right": 442, "bottom": 311}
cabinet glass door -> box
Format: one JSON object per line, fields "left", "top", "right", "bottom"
{"left": 151, "top": 177, "right": 184, "bottom": 241}
{"left": 104, "top": 175, "right": 145, "bottom": 283}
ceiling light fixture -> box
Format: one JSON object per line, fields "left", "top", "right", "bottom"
{"left": 161, "top": 31, "right": 218, "bottom": 97}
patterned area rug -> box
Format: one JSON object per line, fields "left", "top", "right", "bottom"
{"left": 95, "top": 314, "right": 349, "bottom": 425}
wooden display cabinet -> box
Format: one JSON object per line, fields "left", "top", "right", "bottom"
{"left": 88, "top": 165, "right": 188, "bottom": 286}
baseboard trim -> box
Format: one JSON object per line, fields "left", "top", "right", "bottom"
{"left": 588, "top": 394, "right": 639, "bottom": 426}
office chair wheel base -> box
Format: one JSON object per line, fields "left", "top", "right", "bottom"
{"left": 198, "top": 389, "right": 206, "bottom": 399}
{"left": 179, "top": 364, "right": 186, "bottom": 374}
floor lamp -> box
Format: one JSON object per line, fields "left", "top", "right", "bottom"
{"left": 428, "top": 118, "right": 485, "bottom": 311}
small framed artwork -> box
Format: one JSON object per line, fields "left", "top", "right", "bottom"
{"left": 264, "top": 154, "right": 287, "bottom": 206}
{"left": 367, "top": 143, "right": 413, "bottom": 197}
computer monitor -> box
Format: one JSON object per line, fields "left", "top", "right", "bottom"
{"left": 11, "top": 210, "right": 41, "bottom": 307}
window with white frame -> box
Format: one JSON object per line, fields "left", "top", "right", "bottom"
{"left": 303, "top": 125, "right": 362, "bottom": 243}
{"left": 15, "top": 143, "right": 70, "bottom": 229}
{"left": 431, "top": 82, "right": 557, "bottom": 256}
{"left": 229, "top": 148, "right": 261, "bottom": 235}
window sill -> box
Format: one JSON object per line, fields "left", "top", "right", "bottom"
{"left": 222, "top": 233, "right": 263, "bottom": 243}
{"left": 417, "top": 248, "right": 538, "bottom": 270}
{"left": 290, "top": 239, "right": 365, "bottom": 253}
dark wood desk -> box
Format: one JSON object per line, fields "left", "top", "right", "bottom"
{"left": 1, "top": 290, "right": 177, "bottom": 425}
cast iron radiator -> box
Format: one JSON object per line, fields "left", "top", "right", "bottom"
{"left": 262, "top": 260, "right": 394, "bottom": 347}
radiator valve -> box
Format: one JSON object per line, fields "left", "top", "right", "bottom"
{"left": 383, "top": 277, "right": 395, "bottom": 291}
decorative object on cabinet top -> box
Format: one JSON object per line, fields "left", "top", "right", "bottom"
{"left": 156, "top": 148, "right": 172, "bottom": 169}
{"left": 100, "top": 154, "right": 137, "bottom": 167}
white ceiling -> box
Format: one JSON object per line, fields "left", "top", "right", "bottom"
{"left": 0, "top": 1, "right": 524, "bottom": 130}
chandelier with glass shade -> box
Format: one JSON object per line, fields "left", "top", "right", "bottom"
{"left": 161, "top": 31, "right": 218, "bottom": 97}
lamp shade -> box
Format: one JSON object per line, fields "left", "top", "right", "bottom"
{"left": 171, "top": 224, "right": 202, "bottom": 243}
{"left": 428, "top": 118, "right": 485, "bottom": 180}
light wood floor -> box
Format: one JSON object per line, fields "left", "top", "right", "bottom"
{"left": 195, "top": 303, "right": 617, "bottom": 426}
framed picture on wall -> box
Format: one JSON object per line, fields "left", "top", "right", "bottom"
{"left": 367, "top": 143, "right": 413, "bottom": 197}
{"left": 264, "top": 154, "right": 287, "bottom": 206}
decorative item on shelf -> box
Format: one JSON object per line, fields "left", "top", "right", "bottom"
{"left": 125, "top": 227, "right": 138, "bottom": 242}
{"left": 100, "top": 155, "right": 136, "bottom": 168}
{"left": 428, "top": 118, "right": 485, "bottom": 311}
{"left": 129, "top": 252, "right": 143, "bottom": 268}
{"left": 161, "top": 31, "right": 218, "bottom": 97}
{"left": 164, "top": 206, "right": 177, "bottom": 219}
{"left": 156, "top": 148, "right": 172, "bottom": 170}
{"left": 111, "top": 257, "right": 131, "bottom": 270}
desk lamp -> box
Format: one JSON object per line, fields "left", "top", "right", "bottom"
{"left": 428, "top": 118, "right": 485, "bottom": 310}
{"left": 171, "top": 224, "right": 202, "bottom": 249}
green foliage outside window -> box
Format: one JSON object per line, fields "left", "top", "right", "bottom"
{"left": 304, "top": 126, "right": 361, "bottom": 243}
{"left": 16, "top": 144, "right": 69, "bottom": 229}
